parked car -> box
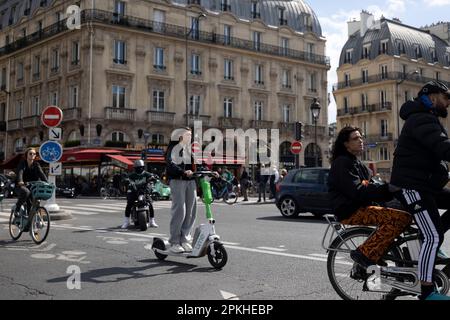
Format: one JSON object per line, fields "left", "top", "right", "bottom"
{"left": 275, "top": 168, "right": 332, "bottom": 218}
{"left": 56, "top": 185, "right": 77, "bottom": 198}
{"left": 0, "top": 173, "right": 16, "bottom": 198}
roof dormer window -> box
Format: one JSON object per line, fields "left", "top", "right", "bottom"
{"left": 414, "top": 44, "right": 422, "bottom": 59}
{"left": 345, "top": 49, "right": 353, "bottom": 64}
{"left": 303, "top": 14, "right": 312, "bottom": 32}
{"left": 396, "top": 40, "right": 405, "bottom": 55}
{"left": 362, "top": 44, "right": 371, "bottom": 59}
{"left": 251, "top": 1, "right": 260, "bottom": 19}
{"left": 9, "top": 5, "right": 16, "bottom": 25}
{"left": 221, "top": 0, "right": 231, "bottom": 12}
{"left": 278, "top": 7, "right": 287, "bottom": 26}
{"left": 380, "top": 40, "right": 389, "bottom": 55}
{"left": 430, "top": 48, "right": 437, "bottom": 62}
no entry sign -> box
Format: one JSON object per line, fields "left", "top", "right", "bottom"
{"left": 290, "top": 141, "right": 303, "bottom": 155}
{"left": 41, "top": 106, "right": 63, "bottom": 128}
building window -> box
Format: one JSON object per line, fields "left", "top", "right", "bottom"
{"left": 303, "top": 14, "right": 312, "bottom": 31}
{"left": 51, "top": 48, "right": 60, "bottom": 72}
{"left": 343, "top": 97, "right": 349, "bottom": 113}
{"left": 221, "top": 0, "right": 231, "bottom": 11}
{"left": 430, "top": 48, "right": 437, "bottom": 62}
{"left": 50, "top": 91, "right": 58, "bottom": 106}
{"left": 112, "top": 131, "right": 129, "bottom": 142}
{"left": 281, "top": 69, "right": 291, "bottom": 88}
{"left": 0, "top": 67, "right": 6, "bottom": 89}
{"left": 224, "top": 59, "right": 234, "bottom": 80}
{"left": 362, "top": 44, "right": 371, "bottom": 59}
{"left": 436, "top": 72, "right": 440, "bottom": 81}
{"left": 278, "top": 7, "right": 287, "bottom": 25}
{"left": 379, "top": 146, "right": 389, "bottom": 161}
{"left": 112, "top": 85, "right": 125, "bottom": 109}
{"left": 69, "top": 86, "right": 79, "bottom": 109}
{"left": 190, "top": 53, "right": 201, "bottom": 75}
{"left": 223, "top": 98, "right": 233, "bottom": 118}
{"left": 282, "top": 105, "right": 290, "bottom": 123}
{"left": 254, "top": 101, "right": 263, "bottom": 121}
{"left": 281, "top": 38, "right": 289, "bottom": 56}
{"left": 253, "top": 31, "right": 261, "bottom": 51}
{"left": 380, "top": 90, "right": 387, "bottom": 108}
{"left": 154, "top": 47, "right": 165, "bottom": 70}
{"left": 16, "top": 100, "right": 23, "bottom": 119}
{"left": 114, "top": 40, "right": 126, "bottom": 64}
{"left": 17, "top": 62, "right": 23, "bottom": 81}
{"left": 71, "top": 41, "right": 80, "bottom": 65}
{"left": 151, "top": 134, "right": 164, "bottom": 144}
{"left": 31, "top": 96, "right": 40, "bottom": 115}
{"left": 345, "top": 50, "right": 353, "bottom": 63}
{"left": 445, "top": 54, "right": 450, "bottom": 66}
{"left": 153, "top": 9, "right": 165, "bottom": 32}
{"left": 397, "top": 40, "right": 405, "bottom": 54}
{"left": 380, "top": 40, "right": 389, "bottom": 54}
{"left": 309, "top": 73, "right": 316, "bottom": 92}
{"left": 223, "top": 25, "right": 231, "bottom": 45}
{"left": 362, "top": 69, "right": 369, "bottom": 83}
{"left": 380, "top": 119, "right": 388, "bottom": 137}
{"left": 344, "top": 73, "right": 351, "bottom": 87}
{"left": 55, "top": 11, "right": 63, "bottom": 23}
{"left": 113, "top": 0, "right": 126, "bottom": 22}
{"left": 362, "top": 149, "right": 370, "bottom": 161}
{"left": 255, "top": 64, "right": 264, "bottom": 84}
{"left": 152, "top": 90, "right": 165, "bottom": 111}
{"left": 32, "top": 56, "right": 40, "bottom": 79}
{"left": 414, "top": 45, "right": 422, "bottom": 59}
{"left": 9, "top": 5, "right": 16, "bottom": 25}
{"left": 380, "top": 65, "right": 388, "bottom": 80}
{"left": 361, "top": 93, "right": 368, "bottom": 110}
{"left": 190, "top": 17, "right": 200, "bottom": 40}
{"left": 251, "top": 1, "right": 260, "bottom": 18}
{"left": 189, "top": 95, "right": 201, "bottom": 116}
{"left": 361, "top": 121, "right": 368, "bottom": 137}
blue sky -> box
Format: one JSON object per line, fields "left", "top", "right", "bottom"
{"left": 307, "top": 0, "right": 450, "bottom": 123}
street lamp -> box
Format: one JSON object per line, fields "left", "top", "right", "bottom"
{"left": 185, "top": 12, "right": 207, "bottom": 127}
{"left": 396, "top": 70, "right": 419, "bottom": 138}
{"left": 310, "top": 98, "right": 321, "bottom": 167}
{"left": 142, "top": 132, "right": 151, "bottom": 161}
{"left": 0, "top": 88, "right": 10, "bottom": 162}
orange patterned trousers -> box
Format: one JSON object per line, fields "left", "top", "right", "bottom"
{"left": 341, "top": 206, "right": 412, "bottom": 263}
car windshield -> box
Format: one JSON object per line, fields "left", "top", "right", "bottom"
{"left": 293, "top": 170, "right": 321, "bottom": 184}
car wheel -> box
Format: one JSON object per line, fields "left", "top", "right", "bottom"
{"left": 279, "top": 197, "right": 299, "bottom": 218}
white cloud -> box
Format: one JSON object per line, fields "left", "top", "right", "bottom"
{"left": 425, "top": 0, "right": 450, "bottom": 6}
{"left": 320, "top": 0, "right": 408, "bottom": 124}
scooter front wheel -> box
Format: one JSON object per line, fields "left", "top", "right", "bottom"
{"left": 207, "top": 242, "right": 228, "bottom": 269}
{"left": 153, "top": 238, "right": 168, "bottom": 261}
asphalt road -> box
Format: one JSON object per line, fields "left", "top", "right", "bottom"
{"left": 0, "top": 197, "right": 449, "bottom": 301}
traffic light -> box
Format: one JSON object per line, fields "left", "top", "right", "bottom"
{"left": 295, "top": 122, "right": 303, "bottom": 141}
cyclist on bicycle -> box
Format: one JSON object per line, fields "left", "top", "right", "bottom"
{"left": 328, "top": 127, "right": 412, "bottom": 274}
{"left": 390, "top": 81, "right": 450, "bottom": 300}
{"left": 121, "top": 160, "right": 158, "bottom": 229}
{"left": 14, "top": 147, "right": 48, "bottom": 217}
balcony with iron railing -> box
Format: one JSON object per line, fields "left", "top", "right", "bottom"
{"left": 22, "top": 115, "right": 40, "bottom": 128}
{"left": 333, "top": 72, "right": 450, "bottom": 91}
{"left": 0, "top": 9, "right": 330, "bottom": 67}
{"left": 147, "top": 110, "right": 175, "bottom": 124}
{"left": 364, "top": 133, "right": 394, "bottom": 144}
{"left": 63, "top": 108, "right": 82, "bottom": 121}
{"left": 249, "top": 120, "right": 273, "bottom": 129}
{"left": 337, "top": 102, "right": 392, "bottom": 117}
{"left": 184, "top": 114, "right": 211, "bottom": 127}
{"left": 104, "top": 107, "right": 136, "bottom": 121}
{"left": 7, "top": 119, "right": 22, "bottom": 131}
{"left": 304, "top": 124, "right": 326, "bottom": 137}
{"left": 218, "top": 117, "right": 243, "bottom": 129}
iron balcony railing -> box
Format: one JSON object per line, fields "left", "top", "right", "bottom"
{"left": 63, "top": 108, "right": 82, "bottom": 121}
{"left": 184, "top": 114, "right": 211, "bottom": 127}
{"left": 22, "top": 115, "right": 40, "bottom": 128}
{"left": 7, "top": 119, "right": 21, "bottom": 131}
{"left": 218, "top": 117, "right": 243, "bottom": 128}
{"left": 304, "top": 124, "right": 326, "bottom": 137}
{"left": 278, "top": 122, "right": 295, "bottom": 134}
{"left": 104, "top": 107, "right": 136, "bottom": 121}
{"left": 333, "top": 72, "right": 450, "bottom": 91}
{"left": 249, "top": 120, "right": 273, "bottom": 129}
{"left": 337, "top": 102, "right": 392, "bottom": 117}
{"left": 365, "top": 133, "right": 394, "bottom": 144}
{"left": 0, "top": 9, "right": 331, "bottom": 67}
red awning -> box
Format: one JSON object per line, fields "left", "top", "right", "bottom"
{"left": 106, "top": 154, "right": 134, "bottom": 170}
{"left": 61, "top": 148, "right": 122, "bottom": 162}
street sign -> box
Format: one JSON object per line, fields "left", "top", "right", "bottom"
{"left": 49, "top": 162, "right": 62, "bottom": 176}
{"left": 49, "top": 127, "right": 62, "bottom": 141}
{"left": 39, "top": 141, "right": 63, "bottom": 163}
{"left": 290, "top": 141, "right": 303, "bottom": 155}
{"left": 93, "top": 138, "right": 101, "bottom": 146}
{"left": 41, "top": 106, "right": 63, "bottom": 128}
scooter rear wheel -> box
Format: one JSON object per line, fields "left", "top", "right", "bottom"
{"left": 153, "top": 238, "right": 168, "bottom": 261}
{"left": 207, "top": 242, "right": 228, "bottom": 269}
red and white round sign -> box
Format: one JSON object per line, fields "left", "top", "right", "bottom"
{"left": 41, "top": 106, "right": 63, "bottom": 128}
{"left": 290, "top": 141, "right": 303, "bottom": 155}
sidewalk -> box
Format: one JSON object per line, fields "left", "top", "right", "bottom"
{"left": 238, "top": 197, "right": 277, "bottom": 206}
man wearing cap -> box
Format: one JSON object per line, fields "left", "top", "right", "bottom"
{"left": 391, "top": 80, "right": 450, "bottom": 300}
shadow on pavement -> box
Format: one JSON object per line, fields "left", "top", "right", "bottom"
{"left": 257, "top": 214, "right": 327, "bottom": 224}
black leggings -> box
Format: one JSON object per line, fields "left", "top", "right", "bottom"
{"left": 394, "top": 188, "right": 450, "bottom": 282}
{"left": 15, "top": 186, "right": 31, "bottom": 211}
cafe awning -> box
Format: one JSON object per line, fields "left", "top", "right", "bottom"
{"left": 105, "top": 154, "right": 134, "bottom": 170}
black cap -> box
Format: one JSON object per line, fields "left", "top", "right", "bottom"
{"left": 418, "top": 81, "right": 450, "bottom": 98}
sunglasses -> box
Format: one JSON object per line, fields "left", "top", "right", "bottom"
{"left": 28, "top": 153, "right": 36, "bottom": 156}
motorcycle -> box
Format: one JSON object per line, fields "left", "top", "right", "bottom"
{"left": 129, "top": 178, "right": 156, "bottom": 231}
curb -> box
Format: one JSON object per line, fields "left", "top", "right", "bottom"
{"left": 49, "top": 210, "right": 73, "bottom": 221}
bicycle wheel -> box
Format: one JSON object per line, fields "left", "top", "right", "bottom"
{"left": 327, "top": 227, "right": 403, "bottom": 300}
{"left": 9, "top": 209, "right": 23, "bottom": 241}
{"left": 30, "top": 207, "right": 50, "bottom": 244}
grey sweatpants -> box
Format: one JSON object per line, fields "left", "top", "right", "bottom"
{"left": 169, "top": 179, "right": 197, "bottom": 245}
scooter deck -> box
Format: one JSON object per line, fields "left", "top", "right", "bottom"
{"left": 154, "top": 248, "right": 202, "bottom": 259}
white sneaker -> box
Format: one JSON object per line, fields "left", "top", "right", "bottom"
{"left": 169, "top": 244, "right": 185, "bottom": 254}
{"left": 149, "top": 218, "right": 158, "bottom": 228}
{"left": 181, "top": 242, "right": 193, "bottom": 252}
{"left": 121, "top": 217, "right": 130, "bottom": 229}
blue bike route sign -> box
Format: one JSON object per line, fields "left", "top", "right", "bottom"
{"left": 39, "top": 141, "right": 63, "bottom": 163}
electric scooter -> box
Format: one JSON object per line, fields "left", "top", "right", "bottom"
{"left": 151, "top": 171, "right": 228, "bottom": 270}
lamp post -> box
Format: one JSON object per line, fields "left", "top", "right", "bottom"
{"left": 395, "top": 70, "right": 419, "bottom": 139}
{"left": 185, "top": 12, "right": 206, "bottom": 127}
{"left": 142, "top": 132, "right": 151, "bottom": 161}
{"left": 0, "top": 88, "right": 10, "bottom": 162}
{"left": 310, "top": 98, "right": 321, "bottom": 167}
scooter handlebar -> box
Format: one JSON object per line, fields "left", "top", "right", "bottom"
{"left": 192, "top": 171, "right": 217, "bottom": 178}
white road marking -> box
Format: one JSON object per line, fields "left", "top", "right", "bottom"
{"left": 220, "top": 290, "right": 240, "bottom": 300}
{"left": 257, "top": 247, "right": 287, "bottom": 252}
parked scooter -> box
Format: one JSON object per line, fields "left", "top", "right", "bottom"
{"left": 152, "top": 171, "right": 228, "bottom": 269}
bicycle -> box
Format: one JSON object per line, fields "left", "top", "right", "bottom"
{"left": 211, "top": 179, "right": 238, "bottom": 205}
{"left": 9, "top": 181, "right": 54, "bottom": 245}
{"left": 322, "top": 214, "right": 450, "bottom": 300}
